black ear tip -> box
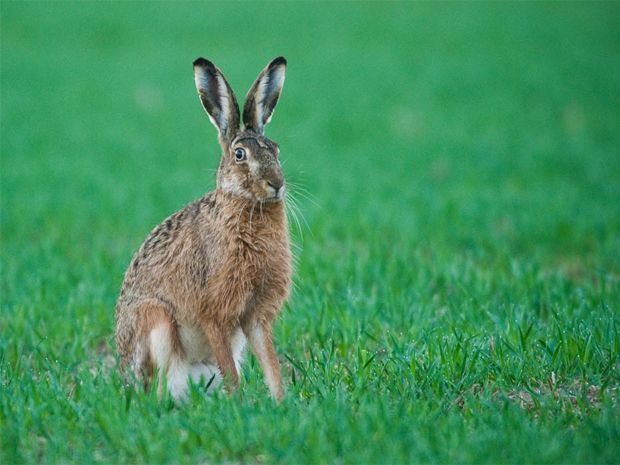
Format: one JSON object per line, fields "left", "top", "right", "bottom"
{"left": 193, "top": 57, "right": 216, "bottom": 72}
{"left": 270, "top": 56, "right": 287, "bottom": 67}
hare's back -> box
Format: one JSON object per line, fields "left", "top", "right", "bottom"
{"left": 118, "top": 193, "right": 218, "bottom": 299}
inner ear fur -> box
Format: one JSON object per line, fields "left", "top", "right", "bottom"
{"left": 193, "top": 58, "right": 240, "bottom": 142}
{"left": 243, "top": 57, "right": 287, "bottom": 134}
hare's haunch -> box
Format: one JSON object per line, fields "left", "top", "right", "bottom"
{"left": 115, "top": 57, "right": 292, "bottom": 401}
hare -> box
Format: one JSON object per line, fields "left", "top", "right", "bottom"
{"left": 115, "top": 57, "right": 292, "bottom": 401}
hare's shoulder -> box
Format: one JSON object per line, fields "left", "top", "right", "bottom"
{"left": 121, "top": 193, "right": 217, "bottom": 283}
{"left": 140, "top": 193, "right": 214, "bottom": 249}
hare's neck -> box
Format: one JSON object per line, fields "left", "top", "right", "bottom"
{"left": 215, "top": 190, "right": 287, "bottom": 236}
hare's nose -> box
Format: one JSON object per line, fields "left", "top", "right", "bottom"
{"left": 268, "top": 180, "right": 283, "bottom": 194}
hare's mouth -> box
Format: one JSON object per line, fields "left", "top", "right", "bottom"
{"left": 261, "top": 183, "right": 285, "bottom": 203}
{"left": 263, "top": 192, "right": 284, "bottom": 203}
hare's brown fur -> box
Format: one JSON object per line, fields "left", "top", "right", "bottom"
{"left": 115, "top": 57, "right": 292, "bottom": 400}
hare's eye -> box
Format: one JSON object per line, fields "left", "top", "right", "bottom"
{"left": 234, "top": 148, "right": 246, "bottom": 162}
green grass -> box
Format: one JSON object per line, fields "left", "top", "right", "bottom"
{"left": 2, "top": 2, "right": 620, "bottom": 463}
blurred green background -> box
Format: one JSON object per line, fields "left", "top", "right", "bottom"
{"left": 1, "top": 2, "right": 619, "bottom": 464}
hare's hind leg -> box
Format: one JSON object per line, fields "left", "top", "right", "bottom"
{"left": 134, "top": 301, "right": 189, "bottom": 400}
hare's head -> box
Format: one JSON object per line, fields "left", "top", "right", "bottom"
{"left": 193, "top": 57, "right": 287, "bottom": 203}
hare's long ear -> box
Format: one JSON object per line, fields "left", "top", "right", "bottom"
{"left": 243, "top": 57, "right": 287, "bottom": 134}
{"left": 193, "top": 58, "right": 240, "bottom": 142}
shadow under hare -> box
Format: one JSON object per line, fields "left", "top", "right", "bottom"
{"left": 115, "top": 57, "right": 292, "bottom": 401}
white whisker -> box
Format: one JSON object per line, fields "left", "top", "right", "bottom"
{"left": 249, "top": 201, "right": 257, "bottom": 234}
{"left": 235, "top": 202, "right": 246, "bottom": 236}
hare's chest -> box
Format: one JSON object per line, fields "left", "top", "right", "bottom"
{"left": 207, "top": 234, "right": 290, "bottom": 321}
{"left": 242, "top": 253, "right": 291, "bottom": 322}
{"left": 241, "top": 238, "right": 291, "bottom": 295}
{"left": 256, "top": 237, "right": 291, "bottom": 297}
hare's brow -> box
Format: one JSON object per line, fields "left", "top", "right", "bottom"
{"left": 232, "top": 136, "right": 268, "bottom": 149}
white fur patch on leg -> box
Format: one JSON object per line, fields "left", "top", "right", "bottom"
{"left": 231, "top": 327, "right": 247, "bottom": 374}
{"left": 149, "top": 324, "right": 172, "bottom": 370}
{"left": 149, "top": 324, "right": 173, "bottom": 397}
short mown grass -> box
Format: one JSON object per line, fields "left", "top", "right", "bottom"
{"left": 1, "top": 2, "right": 619, "bottom": 464}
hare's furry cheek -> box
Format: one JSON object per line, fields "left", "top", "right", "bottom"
{"left": 220, "top": 178, "right": 252, "bottom": 200}
{"left": 247, "top": 156, "right": 261, "bottom": 176}
{"left": 221, "top": 164, "right": 263, "bottom": 201}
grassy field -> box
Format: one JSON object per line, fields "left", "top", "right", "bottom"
{"left": 2, "top": 2, "right": 620, "bottom": 463}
